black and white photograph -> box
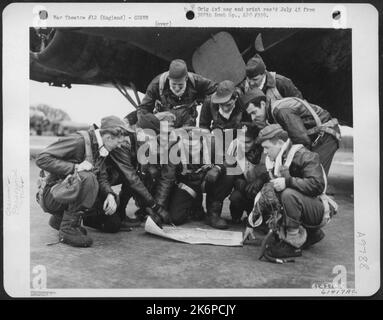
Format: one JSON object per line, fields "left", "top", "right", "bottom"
{"left": 2, "top": 3, "right": 380, "bottom": 298}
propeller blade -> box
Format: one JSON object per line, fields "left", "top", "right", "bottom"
{"left": 254, "top": 33, "right": 265, "bottom": 52}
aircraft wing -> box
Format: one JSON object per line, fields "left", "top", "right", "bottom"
{"left": 30, "top": 27, "right": 352, "bottom": 125}
{"left": 29, "top": 27, "right": 296, "bottom": 90}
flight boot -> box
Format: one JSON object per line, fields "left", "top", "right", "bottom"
{"left": 301, "top": 228, "right": 325, "bottom": 250}
{"left": 59, "top": 210, "right": 93, "bottom": 247}
{"left": 229, "top": 203, "right": 245, "bottom": 225}
{"left": 49, "top": 213, "right": 87, "bottom": 235}
{"left": 265, "top": 240, "right": 302, "bottom": 260}
{"left": 205, "top": 201, "right": 228, "bottom": 230}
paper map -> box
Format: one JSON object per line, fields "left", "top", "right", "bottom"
{"left": 145, "top": 216, "right": 243, "bottom": 247}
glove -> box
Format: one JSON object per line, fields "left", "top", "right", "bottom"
{"left": 204, "top": 166, "right": 221, "bottom": 184}
{"left": 147, "top": 203, "right": 171, "bottom": 228}
{"left": 146, "top": 204, "right": 162, "bottom": 228}
{"left": 156, "top": 205, "right": 171, "bottom": 224}
{"left": 245, "top": 179, "right": 264, "bottom": 198}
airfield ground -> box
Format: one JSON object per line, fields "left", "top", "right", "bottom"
{"left": 29, "top": 136, "right": 354, "bottom": 291}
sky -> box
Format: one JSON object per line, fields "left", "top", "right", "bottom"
{"left": 30, "top": 80, "right": 139, "bottom": 124}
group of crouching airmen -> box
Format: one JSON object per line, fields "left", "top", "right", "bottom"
{"left": 36, "top": 56, "right": 340, "bottom": 262}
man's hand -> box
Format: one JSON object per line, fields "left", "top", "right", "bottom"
{"left": 154, "top": 111, "right": 176, "bottom": 129}
{"left": 103, "top": 194, "right": 117, "bottom": 215}
{"left": 76, "top": 160, "right": 93, "bottom": 172}
{"left": 154, "top": 111, "right": 176, "bottom": 121}
{"left": 204, "top": 166, "right": 221, "bottom": 184}
{"left": 271, "top": 178, "right": 286, "bottom": 192}
{"left": 243, "top": 227, "right": 256, "bottom": 243}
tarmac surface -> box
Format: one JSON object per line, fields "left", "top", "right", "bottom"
{"left": 30, "top": 136, "right": 354, "bottom": 290}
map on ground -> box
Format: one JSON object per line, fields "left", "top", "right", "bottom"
{"left": 145, "top": 216, "right": 243, "bottom": 247}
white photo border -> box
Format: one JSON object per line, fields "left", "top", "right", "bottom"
{"left": 2, "top": 2, "right": 380, "bottom": 297}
